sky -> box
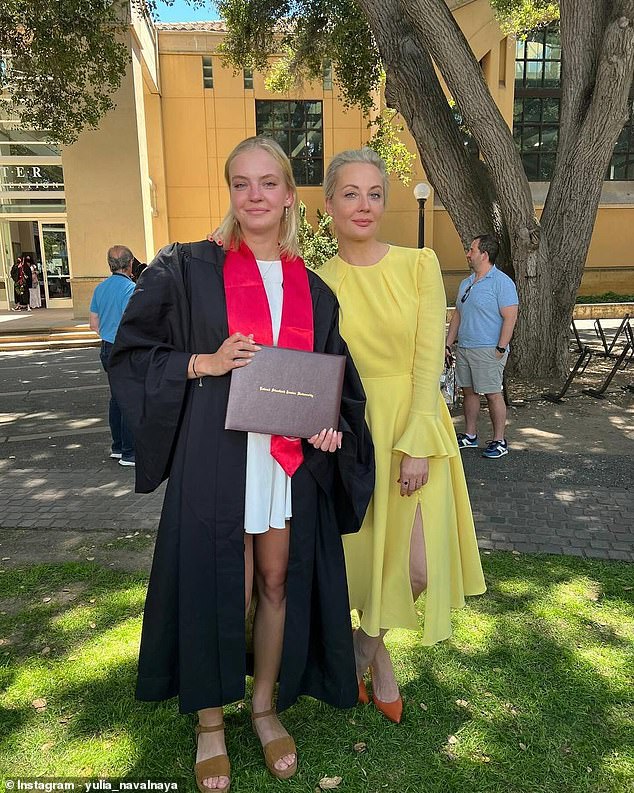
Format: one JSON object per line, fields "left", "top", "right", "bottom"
{"left": 154, "top": 1, "right": 220, "bottom": 22}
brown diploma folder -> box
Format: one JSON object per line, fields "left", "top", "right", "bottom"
{"left": 225, "top": 345, "right": 346, "bottom": 438}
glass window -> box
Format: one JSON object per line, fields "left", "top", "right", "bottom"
{"left": 0, "top": 164, "right": 64, "bottom": 191}
{"left": 0, "top": 198, "right": 66, "bottom": 213}
{"left": 614, "top": 125, "right": 630, "bottom": 153}
{"left": 521, "top": 125, "right": 540, "bottom": 149}
{"left": 607, "top": 99, "right": 634, "bottom": 179}
{"left": 523, "top": 97, "right": 542, "bottom": 123}
{"left": 322, "top": 59, "right": 333, "bottom": 91}
{"left": 545, "top": 29, "right": 561, "bottom": 60}
{"left": 255, "top": 100, "right": 324, "bottom": 186}
{"left": 202, "top": 56, "right": 213, "bottom": 89}
{"left": 513, "top": 23, "right": 561, "bottom": 181}
{"left": 243, "top": 68, "right": 254, "bottom": 90}
{"left": 542, "top": 98, "right": 560, "bottom": 123}
{"left": 514, "top": 61, "right": 524, "bottom": 86}
{"left": 526, "top": 40, "right": 544, "bottom": 60}
{"left": 543, "top": 60, "right": 561, "bottom": 87}
{"left": 521, "top": 154, "right": 539, "bottom": 181}
{"left": 538, "top": 154, "right": 556, "bottom": 181}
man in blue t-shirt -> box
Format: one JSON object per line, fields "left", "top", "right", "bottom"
{"left": 89, "top": 246, "right": 137, "bottom": 466}
{"left": 445, "top": 235, "right": 518, "bottom": 459}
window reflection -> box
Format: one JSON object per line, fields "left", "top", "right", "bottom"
{"left": 256, "top": 100, "right": 324, "bottom": 186}
{"left": 513, "top": 22, "right": 634, "bottom": 181}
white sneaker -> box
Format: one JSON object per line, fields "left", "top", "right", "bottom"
{"left": 110, "top": 452, "right": 122, "bottom": 459}
{"left": 119, "top": 458, "right": 135, "bottom": 467}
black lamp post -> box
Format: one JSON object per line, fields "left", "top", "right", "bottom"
{"left": 413, "top": 182, "right": 431, "bottom": 248}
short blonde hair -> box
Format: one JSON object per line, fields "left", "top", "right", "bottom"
{"left": 324, "top": 147, "right": 389, "bottom": 203}
{"left": 218, "top": 136, "right": 300, "bottom": 258}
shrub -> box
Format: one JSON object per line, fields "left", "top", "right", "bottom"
{"left": 298, "top": 202, "right": 339, "bottom": 270}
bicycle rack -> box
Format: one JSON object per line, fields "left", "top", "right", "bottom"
{"left": 593, "top": 314, "right": 631, "bottom": 357}
{"left": 570, "top": 320, "right": 584, "bottom": 353}
{"left": 583, "top": 324, "right": 633, "bottom": 399}
{"left": 542, "top": 346, "right": 594, "bottom": 403}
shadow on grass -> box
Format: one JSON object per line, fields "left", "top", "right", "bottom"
{"left": 1, "top": 555, "right": 633, "bottom": 792}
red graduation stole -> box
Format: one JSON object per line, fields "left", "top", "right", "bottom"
{"left": 224, "top": 242, "right": 314, "bottom": 476}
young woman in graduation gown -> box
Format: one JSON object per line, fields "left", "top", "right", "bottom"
{"left": 317, "top": 148, "right": 486, "bottom": 724}
{"left": 108, "top": 137, "right": 374, "bottom": 791}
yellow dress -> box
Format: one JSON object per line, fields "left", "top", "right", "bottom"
{"left": 318, "top": 246, "right": 486, "bottom": 645}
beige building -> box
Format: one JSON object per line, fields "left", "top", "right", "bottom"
{"left": 1, "top": 0, "right": 631, "bottom": 316}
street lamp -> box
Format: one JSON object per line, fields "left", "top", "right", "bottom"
{"left": 413, "top": 181, "right": 431, "bottom": 248}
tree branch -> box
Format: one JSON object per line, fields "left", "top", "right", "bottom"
{"left": 558, "top": 0, "right": 610, "bottom": 158}
{"left": 400, "top": 0, "right": 540, "bottom": 275}
{"left": 356, "top": 0, "right": 501, "bottom": 253}
{"left": 544, "top": 0, "right": 634, "bottom": 300}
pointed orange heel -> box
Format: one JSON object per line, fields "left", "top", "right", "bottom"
{"left": 372, "top": 693, "right": 403, "bottom": 723}
{"left": 369, "top": 665, "right": 402, "bottom": 723}
{"left": 358, "top": 678, "right": 370, "bottom": 705}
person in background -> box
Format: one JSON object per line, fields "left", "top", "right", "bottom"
{"left": 317, "top": 147, "right": 486, "bottom": 724}
{"left": 89, "top": 245, "right": 136, "bottom": 467}
{"left": 27, "top": 255, "right": 42, "bottom": 309}
{"left": 108, "top": 136, "right": 373, "bottom": 792}
{"left": 10, "top": 256, "right": 32, "bottom": 311}
{"left": 132, "top": 256, "right": 147, "bottom": 282}
{"left": 445, "top": 235, "right": 519, "bottom": 459}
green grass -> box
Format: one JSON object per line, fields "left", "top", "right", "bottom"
{"left": 1, "top": 555, "right": 632, "bottom": 792}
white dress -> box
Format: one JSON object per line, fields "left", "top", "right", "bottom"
{"left": 243, "top": 260, "right": 293, "bottom": 534}
{"left": 29, "top": 267, "right": 41, "bottom": 308}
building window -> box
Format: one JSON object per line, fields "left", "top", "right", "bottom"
{"left": 322, "top": 59, "right": 333, "bottom": 91}
{"left": 255, "top": 100, "right": 324, "bottom": 186}
{"left": 609, "top": 99, "right": 634, "bottom": 179}
{"left": 202, "top": 56, "right": 213, "bottom": 89}
{"left": 243, "top": 68, "right": 254, "bottom": 90}
{"left": 513, "top": 24, "right": 561, "bottom": 181}
{"left": 513, "top": 23, "right": 633, "bottom": 181}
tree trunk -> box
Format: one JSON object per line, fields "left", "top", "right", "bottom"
{"left": 527, "top": 0, "right": 634, "bottom": 375}
{"left": 221, "top": 0, "right": 634, "bottom": 379}
{"left": 357, "top": 0, "right": 634, "bottom": 379}
{"left": 401, "top": 0, "right": 559, "bottom": 375}
{"left": 357, "top": 0, "right": 497, "bottom": 243}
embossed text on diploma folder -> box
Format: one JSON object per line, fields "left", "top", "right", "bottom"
{"left": 225, "top": 345, "right": 346, "bottom": 438}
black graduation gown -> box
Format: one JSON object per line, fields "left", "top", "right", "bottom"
{"left": 109, "top": 241, "right": 374, "bottom": 714}
{"left": 11, "top": 263, "right": 32, "bottom": 306}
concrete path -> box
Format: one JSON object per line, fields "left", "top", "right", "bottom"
{"left": 0, "top": 347, "right": 632, "bottom": 573}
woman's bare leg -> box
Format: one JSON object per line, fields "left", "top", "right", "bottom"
{"left": 196, "top": 707, "right": 229, "bottom": 790}
{"left": 251, "top": 523, "right": 295, "bottom": 772}
{"left": 196, "top": 534, "right": 256, "bottom": 789}
{"left": 409, "top": 505, "right": 427, "bottom": 601}
{"left": 366, "top": 506, "right": 427, "bottom": 702}
{"left": 244, "top": 533, "right": 254, "bottom": 612}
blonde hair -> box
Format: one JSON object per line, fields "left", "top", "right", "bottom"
{"left": 217, "top": 136, "right": 300, "bottom": 258}
{"left": 324, "top": 147, "right": 389, "bottom": 203}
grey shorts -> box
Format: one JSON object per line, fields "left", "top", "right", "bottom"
{"left": 455, "top": 346, "right": 508, "bottom": 394}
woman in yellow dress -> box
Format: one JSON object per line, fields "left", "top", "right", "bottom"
{"left": 318, "top": 147, "right": 486, "bottom": 723}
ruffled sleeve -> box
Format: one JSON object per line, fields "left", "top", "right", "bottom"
{"left": 393, "top": 248, "right": 456, "bottom": 459}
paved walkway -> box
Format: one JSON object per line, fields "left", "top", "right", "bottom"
{"left": 0, "top": 462, "right": 631, "bottom": 570}
{"left": 0, "top": 307, "right": 81, "bottom": 332}
{"left": 0, "top": 346, "right": 632, "bottom": 572}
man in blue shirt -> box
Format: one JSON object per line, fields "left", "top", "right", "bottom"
{"left": 445, "top": 235, "right": 518, "bottom": 459}
{"left": 89, "top": 246, "right": 137, "bottom": 466}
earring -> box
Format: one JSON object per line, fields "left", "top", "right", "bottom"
{"left": 284, "top": 206, "right": 289, "bottom": 219}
